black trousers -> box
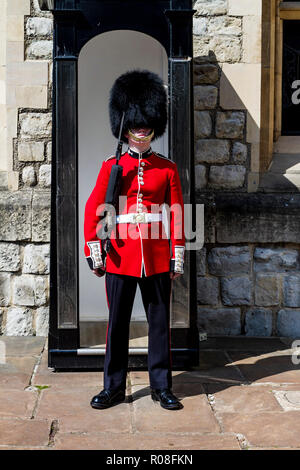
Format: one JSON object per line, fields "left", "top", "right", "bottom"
{"left": 104, "top": 270, "right": 172, "bottom": 391}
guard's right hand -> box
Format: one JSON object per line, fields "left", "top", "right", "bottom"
{"left": 92, "top": 268, "right": 106, "bottom": 277}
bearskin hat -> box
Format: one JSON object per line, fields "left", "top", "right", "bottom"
{"left": 109, "top": 69, "right": 168, "bottom": 143}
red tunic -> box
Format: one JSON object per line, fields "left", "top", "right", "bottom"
{"left": 84, "top": 148, "right": 185, "bottom": 278}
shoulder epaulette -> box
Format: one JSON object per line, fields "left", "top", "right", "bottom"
{"left": 154, "top": 152, "right": 175, "bottom": 164}
{"left": 104, "top": 155, "right": 116, "bottom": 162}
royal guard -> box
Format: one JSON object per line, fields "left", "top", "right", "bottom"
{"left": 84, "top": 70, "right": 185, "bottom": 410}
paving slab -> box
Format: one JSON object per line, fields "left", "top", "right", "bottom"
{"left": 227, "top": 352, "right": 300, "bottom": 384}
{"left": 33, "top": 350, "right": 104, "bottom": 389}
{"left": 131, "top": 384, "right": 219, "bottom": 434}
{"left": 53, "top": 432, "right": 241, "bottom": 450}
{"left": 0, "top": 389, "right": 38, "bottom": 418}
{"left": 220, "top": 411, "right": 300, "bottom": 448}
{"left": 35, "top": 387, "right": 132, "bottom": 434}
{"left": 0, "top": 337, "right": 46, "bottom": 357}
{"left": 203, "top": 383, "right": 282, "bottom": 414}
{"left": 0, "top": 356, "right": 38, "bottom": 390}
{"left": 0, "top": 418, "right": 51, "bottom": 447}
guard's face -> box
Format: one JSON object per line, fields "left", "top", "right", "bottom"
{"left": 125, "top": 128, "right": 153, "bottom": 140}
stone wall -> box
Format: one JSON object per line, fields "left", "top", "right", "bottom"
{"left": 0, "top": 0, "right": 299, "bottom": 339}
{"left": 0, "top": 1, "right": 52, "bottom": 336}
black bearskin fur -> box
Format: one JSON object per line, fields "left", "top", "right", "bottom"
{"left": 109, "top": 69, "right": 167, "bottom": 143}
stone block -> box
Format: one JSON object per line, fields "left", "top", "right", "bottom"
{"left": 277, "top": 309, "right": 300, "bottom": 338}
{"left": 208, "top": 36, "right": 241, "bottom": 63}
{"left": 207, "top": 16, "right": 242, "bottom": 36}
{"left": 32, "top": 191, "right": 51, "bottom": 242}
{"left": 195, "top": 139, "right": 230, "bottom": 164}
{"left": 194, "top": 63, "right": 219, "bottom": 85}
{"left": 0, "top": 243, "right": 20, "bottom": 272}
{"left": 0, "top": 191, "right": 31, "bottom": 241}
{"left": 255, "top": 274, "right": 280, "bottom": 307}
{"left": 194, "top": 0, "right": 227, "bottom": 16}
{"left": 26, "top": 17, "right": 53, "bottom": 36}
{"left": 0, "top": 273, "right": 11, "bottom": 306}
{"left": 12, "top": 274, "right": 48, "bottom": 307}
{"left": 7, "top": 0, "right": 31, "bottom": 15}
{"left": 6, "top": 62, "right": 48, "bottom": 86}
{"left": 197, "top": 276, "right": 219, "bottom": 305}
{"left": 232, "top": 141, "right": 247, "bottom": 164}
{"left": 15, "top": 85, "right": 48, "bottom": 109}
{"left": 38, "top": 164, "right": 51, "bottom": 188}
{"left": 254, "top": 248, "right": 299, "bottom": 273}
{"left": 4, "top": 307, "right": 33, "bottom": 336}
{"left": 194, "top": 85, "right": 218, "bottom": 110}
{"left": 18, "top": 141, "right": 45, "bottom": 162}
{"left": 245, "top": 308, "right": 273, "bottom": 336}
{"left": 194, "top": 111, "right": 212, "bottom": 138}
{"left": 23, "top": 244, "right": 50, "bottom": 275}
{"left": 35, "top": 306, "right": 49, "bottom": 336}
{"left": 197, "top": 247, "right": 207, "bottom": 276}
{"left": 215, "top": 111, "right": 245, "bottom": 139}
{"left": 209, "top": 165, "right": 246, "bottom": 189}
{"left": 6, "top": 15, "right": 24, "bottom": 42}
{"left": 19, "top": 113, "right": 52, "bottom": 139}
{"left": 242, "top": 15, "right": 261, "bottom": 64}
{"left": 193, "top": 17, "right": 207, "bottom": 35}
{"left": 197, "top": 307, "right": 241, "bottom": 335}
{"left": 283, "top": 275, "right": 300, "bottom": 308}
{"left": 6, "top": 41, "right": 24, "bottom": 63}
{"left": 221, "top": 276, "right": 252, "bottom": 306}
{"left": 228, "top": 0, "right": 262, "bottom": 16}
{"left": 208, "top": 246, "right": 251, "bottom": 276}
{"left": 46, "top": 141, "right": 52, "bottom": 161}
{"left": 195, "top": 164, "right": 207, "bottom": 190}
{"left": 22, "top": 166, "right": 36, "bottom": 187}
{"left": 26, "top": 40, "right": 53, "bottom": 60}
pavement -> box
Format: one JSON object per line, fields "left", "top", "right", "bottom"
{"left": 0, "top": 335, "right": 300, "bottom": 450}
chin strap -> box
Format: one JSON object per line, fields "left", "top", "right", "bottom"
{"left": 128, "top": 129, "right": 154, "bottom": 143}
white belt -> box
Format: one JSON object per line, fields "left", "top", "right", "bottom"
{"left": 116, "top": 213, "right": 162, "bottom": 224}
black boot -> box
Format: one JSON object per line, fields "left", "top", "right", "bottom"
{"left": 90, "top": 388, "right": 125, "bottom": 409}
{"left": 151, "top": 388, "right": 183, "bottom": 410}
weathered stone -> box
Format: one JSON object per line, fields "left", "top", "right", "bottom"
{"left": 208, "top": 36, "right": 241, "bottom": 63}
{"left": 26, "top": 17, "right": 53, "bottom": 36}
{"left": 197, "top": 307, "right": 241, "bottom": 335}
{"left": 35, "top": 306, "right": 49, "bottom": 336}
{"left": 39, "top": 164, "right": 51, "bottom": 188}
{"left": 277, "top": 309, "right": 300, "bottom": 338}
{"left": 221, "top": 276, "right": 252, "bottom": 306}
{"left": 283, "top": 275, "right": 300, "bottom": 308}
{"left": 209, "top": 165, "right": 246, "bottom": 189}
{"left": 194, "top": 64, "right": 219, "bottom": 85}
{"left": 0, "top": 273, "right": 11, "bottom": 307}
{"left": 32, "top": 191, "right": 51, "bottom": 242}
{"left": 12, "top": 274, "right": 48, "bottom": 307}
{"left": 5, "top": 307, "right": 34, "bottom": 336}
{"left": 195, "top": 139, "right": 230, "bottom": 164}
{"left": 197, "top": 247, "right": 207, "bottom": 276}
{"left": 20, "top": 113, "right": 52, "bottom": 139}
{"left": 194, "top": 111, "right": 212, "bottom": 138}
{"left": 216, "top": 111, "right": 245, "bottom": 139}
{"left": 254, "top": 248, "right": 299, "bottom": 273}
{"left": 195, "top": 164, "right": 207, "bottom": 190}
{"left": 193, "top": 17, "right": 207, "bottom": 35}
{"left": 255, "top": 274, "right": 280, "bottom": 306}
{"left": 194, "top": 85, "right": 218, "bottom": 110}
{"left": 245, "top": 308, "right": 273, "bottom": 336}
{"left": 46, "top": 141, "right": 52, "bottom": 162}
{"left": 23, "top": 244, "right": 50, "bottom": 274}
{"left": 22, "top": 166, "right": 36, "bottom": 187}
{"left": 208, "top": 246, "right": 251, "bottom": 276}
{"left": 18, "top": 141, "right": 44, "bottom": 162}
{"left": 197, "top": 276, "right": 219, "bottom": 305}
{"left": 0, "top": 172, "right": 8, "bottom": 190}
{"left": 0, "top": 192, "right": 31, "bottom": 241}
{"left": 26, "top": 40, "right": 52, "bottom": 60}
{"left": 232, "top": 141, "right": 247, "bottom": 164}
{"left": 0, "top": 243, "right": 20, "bottom": 272}
{"left": 207, "top": 16, "right": 242, "bottom": 36}
{"left": 194, "top": 0, "right": 227, "bottom": 16}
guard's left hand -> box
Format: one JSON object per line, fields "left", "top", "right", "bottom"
{"left": 170, "top": 272, "right": 181, "bottom": 280}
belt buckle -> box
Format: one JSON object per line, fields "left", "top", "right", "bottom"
{"left": 133, "top": 212, "right": 146, "bottom": 224}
